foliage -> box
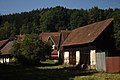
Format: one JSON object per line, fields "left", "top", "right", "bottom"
{"left": 113, "top": 10, "right": 120, "bottom": 49}
{"left": 0, "top": 6, "right": 120, "bottom": 48}
{"left": 0, "top": 6, "right": 116, "bottom": 35}
{"left": 0, "top": 21, "right": 16, "bottom": 40}
{"left": 11, "top": 34, "right": 52, "bottom": 65}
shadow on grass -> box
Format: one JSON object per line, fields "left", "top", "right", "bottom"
{"left": 0, "top": 63, "right": 97, "bottom": 80}
{"left": 39, "top": 62, "right": 60, "bottom": 67}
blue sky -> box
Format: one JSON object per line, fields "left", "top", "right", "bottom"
{"left": 0, "top": 0, "right": 120, "bottom": 15}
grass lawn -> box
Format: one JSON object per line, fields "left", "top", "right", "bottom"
{"left": 0, "top": 60, "right": 120, "bottom": 80}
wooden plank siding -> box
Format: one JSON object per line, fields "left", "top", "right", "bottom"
{"left": 106, "top": 57, "right": 120, "bottom": 72}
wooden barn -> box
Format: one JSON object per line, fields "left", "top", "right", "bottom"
{"left": 62, "top": 18, "right": 120, "bottom": 72}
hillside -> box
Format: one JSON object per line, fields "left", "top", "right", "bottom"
{"left": 0, "top": 6, "right": 120, "bottom": 48}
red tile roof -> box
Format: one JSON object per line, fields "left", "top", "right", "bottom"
{"left": 62, "top": 18, "right": 113, "bottom": 46}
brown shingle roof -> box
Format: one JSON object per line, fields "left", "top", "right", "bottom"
{"left": 39, "top": 32, "right": 60, "bottom": 42}
{"left": 50, "top": 35, "right": 60, "bottom": 46}
{"left": 1, "top": 41, "right": 13, "bottom": 55}
{"left": 62, "top": 18, "right": 113, "bottom": 46}
{"left": 0, "top": 39, "right": 9, "bottom": 49}
{"left": 61, "top": 30, "right": 71, "bottom": 44}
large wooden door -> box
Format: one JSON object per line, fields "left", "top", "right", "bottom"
{"left": 80, "top": 50, "right": 90, "bottom": 67}
{"left": 96, "top": 52, "right": 106, "bottom": 71}
{"left": 69, "top": 51, "right": 76, "bottom": 65}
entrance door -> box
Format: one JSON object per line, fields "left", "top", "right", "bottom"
{"left": 80, "top": 50, "right": 90, "bottom": 68}
{"left": 69, "top": 51, "right": 76, "bottom": 65}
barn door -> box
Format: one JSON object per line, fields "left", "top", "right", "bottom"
{"left": 69, "top": 51, "right": 76, "bottom": 65}
{"left": 80, "top": 50, "right": 90, "bottom": 66}
{"left": 96, "top": 52, "right": 106, "bottom": 71}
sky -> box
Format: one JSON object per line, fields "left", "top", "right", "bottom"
{"left": 0, "top": 0, "right": 120, "bottom": 15}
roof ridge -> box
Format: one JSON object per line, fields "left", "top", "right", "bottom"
{"left": 73, "top": 18, "right": 113, "bottom": 31}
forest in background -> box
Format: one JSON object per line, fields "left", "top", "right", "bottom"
{"left": 0, "top": 6, "right": 120, "bottom": 48}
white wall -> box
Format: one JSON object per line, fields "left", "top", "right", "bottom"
{"left": 64, "top": 51, "right": 81, "bottom": 65}
{"left": 64, "top": 51, "right": 69, "bottom": 64}
{"left": 6, "top": 58, "right": 10, "bottom": 63}
{"left": 52, "top": 45, "right": 55, "bottom": 49}
{"left": 90, "top": 50, "right": 96, "bottom": 69}
{"left": 0, "top": 58, "right": 10, "bottom": 64}
{"left": 76, "top": 51, "right": 80, "bottom": 65}
{"left": 0, "top": 58, "right": 3, "bottom": 63}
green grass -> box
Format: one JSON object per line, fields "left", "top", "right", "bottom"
{"left": 73, "top": 72, "right": 120, "bottom": 80}
{"left": 0, "top": 60, "right": 120, "bottom": 80}
{"left": 41, "top": 59, "right": 56, "bottom": 64}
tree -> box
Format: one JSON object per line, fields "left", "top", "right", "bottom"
{"left": 0, "top": 21, "right": 16, "bottom": 40}
{"left": 88, "top": 7, "right": 103, "bottom": 24}
{"left": 0, "top": 6, "right": 120, "bottom": 51}
{"left": 69, "top": 9, "right": 88, "bottom": 29}
{"left": 12, "top": 34, "right": 52, "bottom": 65}
{"left": 113, "top": 10, "right": 120, "bottom": 49}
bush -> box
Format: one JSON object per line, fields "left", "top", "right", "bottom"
{"left": 11, "top": 34, "right": 52, "bottom": 65}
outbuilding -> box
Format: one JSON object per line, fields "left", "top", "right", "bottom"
{"left": 62, "top": 18, "right": 120, "bottom": 72}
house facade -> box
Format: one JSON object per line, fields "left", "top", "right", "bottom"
{"left": 0, "top": 39, "right": 13, "bottom": 64}
{"left": 39, "top": 30, "right": 71, "bottom": 62}
{"left": 39, "top": 32, "right": 60, "bottom": 61}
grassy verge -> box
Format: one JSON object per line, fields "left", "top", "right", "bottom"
{"left": 0, "top": 60, "right": 120, "bottom": 80}
{"left": 74, "top": 72, "right": 120, "bottom": 80}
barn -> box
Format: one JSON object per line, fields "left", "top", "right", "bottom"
{"left": 62, "top": 18, "right": 120, "bottom": 72}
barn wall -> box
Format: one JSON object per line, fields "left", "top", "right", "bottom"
{"left": 106, "top": 57, "right": 120, "bottom": 72}
{"left": 64, "top": 51, "right": 80, "bottom": 65}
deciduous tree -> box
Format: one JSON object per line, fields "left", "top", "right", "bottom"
{"left": 12, "top": 34, "right": 52, "bottom": 65}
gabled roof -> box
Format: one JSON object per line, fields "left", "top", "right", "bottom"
{"left": 49, "top": 35, "right": 60, "bottom": 46}
{"left": 39, "top": 32, "right": 60, "bottom": 42}
{"left": 61, "top": 30, "right": 71, "bottom": 41}
{"left": 62, "top": 18, "right": 113, "bottom": 46}
{"left": 0, "top": 39, "right": 9, "bottom": 49}
{"left": 1, "top": 41, "right": 13, "bottom": 55}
